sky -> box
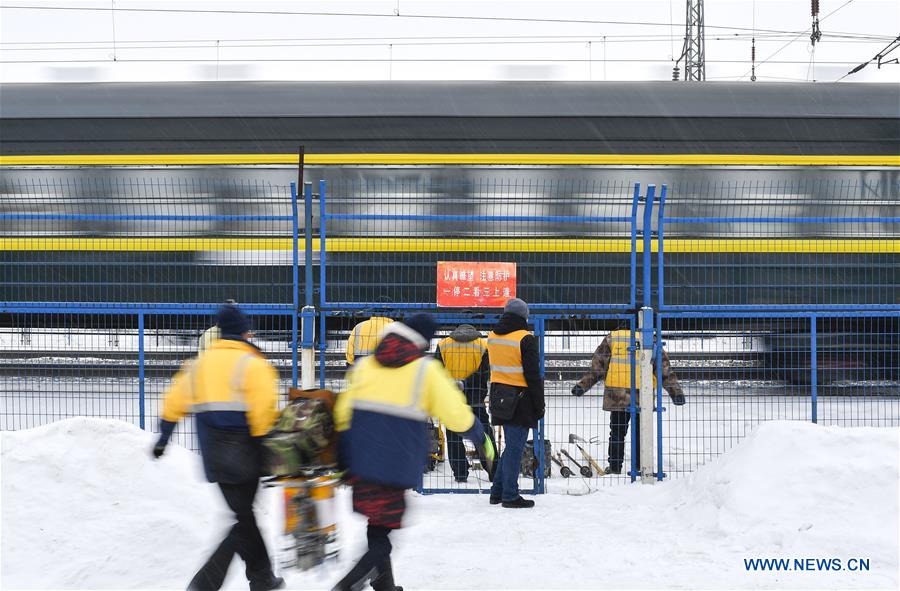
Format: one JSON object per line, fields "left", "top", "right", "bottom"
{"left": 0, "top": 0, "right": 898, "bottom": 84}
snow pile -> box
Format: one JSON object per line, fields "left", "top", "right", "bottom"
{"left": 2, "top": 419, "right": 897, "bottom": 590}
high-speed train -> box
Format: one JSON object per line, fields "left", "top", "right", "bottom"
{"left": 1, "top": 81, "right": 898, "bottom": 311}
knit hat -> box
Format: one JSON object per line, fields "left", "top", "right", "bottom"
{"left": 403, "top": 313, "right": 438, "bottom": 344}
{"left": 216, "top": 303, "right": 251, "bottom": 337}
{"left": 503, "top": 297, "right": 529, "bottom": 319}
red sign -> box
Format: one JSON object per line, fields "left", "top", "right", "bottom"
{"left": 437, "top": 261, "right": 517, "bottom": 307}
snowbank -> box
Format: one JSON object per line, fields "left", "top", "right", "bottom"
{"left": 2, "top": 419, "right": 897, "bottom": 590}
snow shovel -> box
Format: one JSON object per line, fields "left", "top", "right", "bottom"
{"left": 568, "top": 434, "right": 606, "bottom": 476}
{"left": 560, "top": 449, "right": 593, "bottom": 478}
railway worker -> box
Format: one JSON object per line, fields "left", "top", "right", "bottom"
{"left": 345, "top": 315, "right": 394, "bottom": 366}
{"left": 486, "top": 298, "right": 544, "bottom": 509}
{"left": 333, "top": 313, "right": 495, "bottom": 591}
{"left": 151, "top": 303, "right": 285, "bottom": 591}
{"left": 198, "top": 299, "right": 237, "bottom": 353}
{"left": 434, "top": 324, "right": 496, "bottom": 482}
{"left": 570, "top": 329, "right": 685, "bottom": 475}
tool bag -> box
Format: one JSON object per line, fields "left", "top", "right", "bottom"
{"left": 264, "top": 389, "right": 337, "bottom": 476}
{"left": 520, "top": 438, "right": 552, "bottom": 478}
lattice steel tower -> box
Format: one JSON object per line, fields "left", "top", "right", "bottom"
{"left": 673, "top": 0, "right": 706, "bottom": 81}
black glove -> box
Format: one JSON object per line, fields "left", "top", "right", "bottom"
{"left": 476, "top": 436, "right": 496, "bottom": 476}
{"left": 670, "top": 392, "right": 686, "bottom": 406}
{"left": 571, "top": 384, "right": 586, "bottom": 397}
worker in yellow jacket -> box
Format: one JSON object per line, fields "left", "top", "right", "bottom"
{"left": 332, "top": 314, "right": 495, "bottom": 591}
{"left": 152, "top": 303, "right": 284, "bottom": 591}
{"left": 435, "top": 324, "right": 496, "bottom": 482}
{"left": 345, "top": 316, "right": 394, "bottom": 365}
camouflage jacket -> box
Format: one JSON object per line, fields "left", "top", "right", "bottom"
{"left": 575, "top": 334, "right": 684, "bottom": 411}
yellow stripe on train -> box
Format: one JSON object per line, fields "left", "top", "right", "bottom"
{"left": 2, "top": 238, "right": 899, "bottom": 254}
{"left": 1, "top": 154, "right": 899, "bottom": 166}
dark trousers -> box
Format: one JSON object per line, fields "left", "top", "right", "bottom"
{"left": 489, "top": 423, "right": 529, "bottom": 502}
{"left": 333, "top": 525, "right": 396, "bottom": 591}
{"left": 188, "top": 480, "right": 272, "bottom": 591}
{"left": 608, "top": 409, "right": 639, "bottom": 472}
{"left": 447, "top": 405, "right": 495, "bottom": 481}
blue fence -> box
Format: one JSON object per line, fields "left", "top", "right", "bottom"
{"left": 0, "top": 179, "right": 300, "bottom": 451}
{"left": 2, "top": 175, "right": 897, "bottom": 492}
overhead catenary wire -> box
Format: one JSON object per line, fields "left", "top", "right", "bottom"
{"left": 0, "top": 57, "right": 870, "bottom": 65}
{"left": 0, "top": 3, "right": 881, "bottom": 38}
{"left": 739, "top": 0, "right": 856, "bottom": 80}
{"left": 836, "top": 34, "right": 900, "bottom": 81}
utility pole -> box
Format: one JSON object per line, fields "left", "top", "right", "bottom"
{"left": 672, "top": 0, "right": 705, "bottom": 81}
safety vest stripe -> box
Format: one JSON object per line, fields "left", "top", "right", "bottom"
{"left": 230, "top": 353, "right": 254, "bottom": 401}
{"left": 352, "top": 324, "right": 369, "bottom": 355}
{"left": 352, "top": 399, "right": 428, "bottom": 421}
{"left": 487, "top": 337, "right": 520, "bottom": 347}
{"left": 490, "top": 364, "right": 524, "bottom": 373}
{"left": 193, "top": 401, "right": 249, "bottom": 412}
{"left": 609, "top": 336, "right": 633, "bottom": 343}
{"left": 609, "top": 357, "right": 635, "bottom": 365}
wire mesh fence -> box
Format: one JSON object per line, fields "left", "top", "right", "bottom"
{"left": 319, "top": 178, "right": 641, "bottom": 310}
{"left": 658, "top": 179, "right": 900, "bottom": 309}
{"left": 2, "top": 173, "right": 898, "bottom": 492}
{"left": 0, "top": 177, "right": 299, "bottom": 306}
{"left": 0, "top": 311, "right": 295, "bottom": 451}
{"left": 656, "top": 313, "right": 900, "bottom": 479}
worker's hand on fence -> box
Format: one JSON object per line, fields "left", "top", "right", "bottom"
{"left": 477, "top": 436, "right": 496, "bottom": 475}
{"left": 670, "top": 392, "right": 686, "bottom": 406}
{"left": 151, "top": 439, "right": 167, "bottom": 459}
{"left": 571, "top": 384, "right": 586, "bottom": 397}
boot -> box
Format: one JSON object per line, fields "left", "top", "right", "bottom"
{"left": 604, "top": 465, "right": 622, "bottom": 475}
{"left": 501, "top": 496, "right": 535, "bottom": 509}
{"left": 370, "top": 559, "right": 402, "bottom": 591}
{"left": 249, "top": 574, "right": 285, "bottom": 591}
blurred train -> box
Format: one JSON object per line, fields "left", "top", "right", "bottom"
{"left": 1, "top": 81, "right": 898, "bottom": 383}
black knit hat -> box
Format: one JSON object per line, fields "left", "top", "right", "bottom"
{"left": 403, "top": 313, "right": 437, "bottom": 344}
{"left": 216, "top": 303, "right": 251, "bottom": 337}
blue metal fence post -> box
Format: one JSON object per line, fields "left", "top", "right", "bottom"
{"left": 138, "top": 313, "right": 145, "bottom": 429}
{"left": 811, "top": 315, "right": 818, "bottom": 423}
{"left": 291, "top": 182, "right": 300, "bottom": 388}
{"left": 655, "top": 312, "right": 665, "bottom": 480}
{"left": 630, "top": 183, "right": 641, "bottom": 309}
{"left": 643, "top": 185, "right": 656, "bottom": 310}
{"left": 657, "top": 185, "right": 667, "bottom": 310}
{"left": 534, "top": 316, "right": 546, "bottom": 494}
{"left": 628, "top": 323, "right": 638, "bottom": 482}
{"left": 319, "top": 311, "right": 327, "bottom": 389}
{"left": 319, "top": 180, "right": 327, "bottom": 310}
{"left": 318, "top": 181, "right": 327, "bottom": 389}
{"left": 656, "top": 184, "right": 667, "bottom": 480}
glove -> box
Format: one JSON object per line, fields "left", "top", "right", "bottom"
{"left": 571, "top": 384, "right": 586, "bottom": 397}
{"left": 476, "top": 436, "right": 496, "bottom": 475}
{"left": 151, "top": 442, "right": 166, "bottom": 459}
{"left": 671, "top": 392, "right": 686, "bottom": 406}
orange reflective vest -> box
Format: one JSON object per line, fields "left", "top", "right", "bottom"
{"left": 486, "top": 329, "right": 529, "bottom": 387}
{"left": 605, "top": 329, "right": 657, "bottom": 389}
{"left": 437, "top": 336, "right": 487, "bottom": 380}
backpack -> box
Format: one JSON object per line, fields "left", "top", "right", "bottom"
{"left": 264, "top": 389, "right": 337, "bottom": 477}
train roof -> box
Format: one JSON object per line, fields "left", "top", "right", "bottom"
{"left": 2, "top": 81, "right": 898, "bottom": 119}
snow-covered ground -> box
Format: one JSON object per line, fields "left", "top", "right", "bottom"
{"left": 3, "top": 376, "right": 898, "bottom": 491}
{"left": 2, "top": 418, "right": 897, "bottom": 590}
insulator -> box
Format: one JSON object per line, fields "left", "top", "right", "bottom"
{"left": 672, "top": 66, "right": 681, "bottom": 81}
{"left": 812, "top": 0, "right": 820, "bottom": 16}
